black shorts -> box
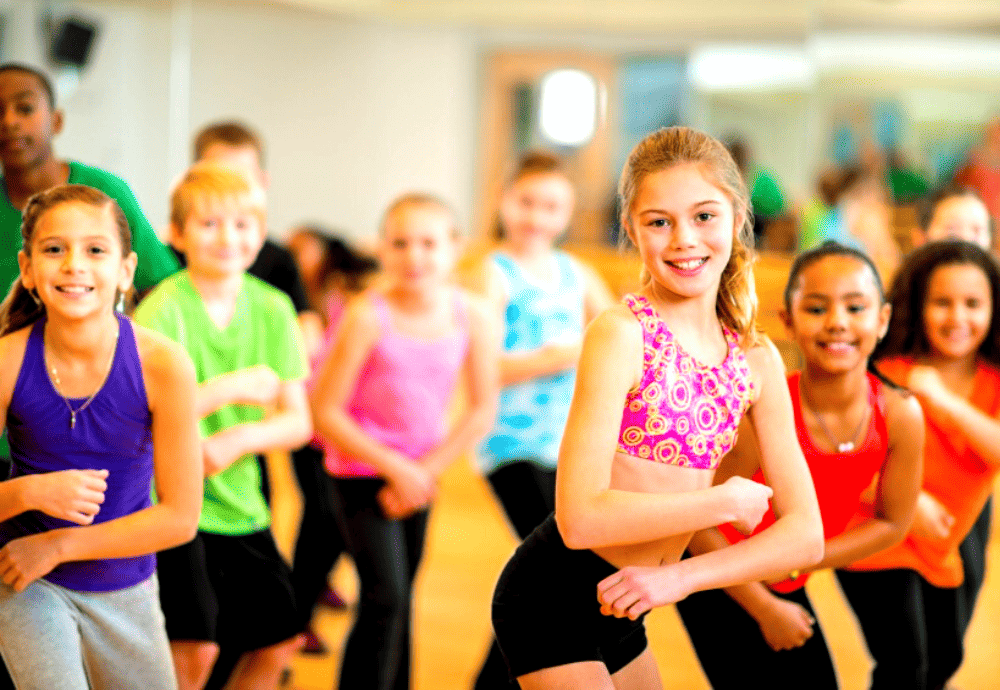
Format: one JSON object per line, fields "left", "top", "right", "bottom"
{"left": 491, "top": 513, "right": 648, "bottom": 679}
{"left": 157, "top": 530, "right": 300, "bottom": 651}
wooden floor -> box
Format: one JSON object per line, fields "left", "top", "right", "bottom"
{"left": 266, "top": 453, "right": 1000, "bottom": 689}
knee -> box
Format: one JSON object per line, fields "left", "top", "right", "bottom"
{"left": 245, "top": 635, "right": 305, "bottom": 670}
{"left": 361, "top": 574, "right": 411, "bottom": 624}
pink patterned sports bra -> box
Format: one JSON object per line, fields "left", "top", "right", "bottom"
{"left": 616, "top": 293, "right": 755, "bottom": 470}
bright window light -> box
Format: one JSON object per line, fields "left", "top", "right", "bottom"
{"left": 539, "top": 69, "right": 598, "bottom": 147}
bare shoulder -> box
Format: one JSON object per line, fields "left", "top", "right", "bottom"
{"left": 0, "top": 326, "right": 33, "bottom": 408}
{"left": 457, "top": 287, "right": 493, "bottom": 328}
{"left": 743, "top": 334, "right": 785, "bottom": 404}
{"left": 583, "top": 303, "right": 643, "bottom": 355}
{"left": 132, "top": 323, "right": 196, "bottom": 388}
{"left": 341, "top": 290, "right": 381, "bottom": 333}
{"left": 882, "top": 382, "right": 924, "bottom": 438}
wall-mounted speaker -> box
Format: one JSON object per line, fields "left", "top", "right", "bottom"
{"left": 50, "top": 17, "right": 98, "bottom": 68}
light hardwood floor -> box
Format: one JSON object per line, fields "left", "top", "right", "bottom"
{"left": 267, "top": 453, "right": 1000, "bottom": 690}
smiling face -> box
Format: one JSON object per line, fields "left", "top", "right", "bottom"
{"left": 379, "top": 202, "right": 458, "bottom": 293}
{"left": 0, "top": 68, "right": 62, "bottom": 173}
{"left": 499, "top": 172, "right": 574, "bottom": 251}
{"left": 19, "top": 201, "right": 135, "bottom": 321}
{"left": 174, "top": 196, "right": 265, "bottom": 280}
{"left": 786, "top": 254, "right": 889, "bottom": 375}
{"left": 923, "top": 194, "right": 992, "bottom": 249}
{"left": 626, "top": 163, "right": 737, "bottom": 304}
{"left": 922, "top": 262, "right": 992, "bottom": 362}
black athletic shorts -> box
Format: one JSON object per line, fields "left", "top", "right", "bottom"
{"left": 491, "top": 513, "right": 648, "bottom": 679}
{"left": 157, "top": 530, "right": 300, "bottom": 651}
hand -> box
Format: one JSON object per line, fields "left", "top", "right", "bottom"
{"left": 723, "top": 476, "right": 774, "bottom": 535}
{"left": 202, "top": 436, "right": 235, "bottom": 477}
{"left": 23, "top": 470, "right": 108, "bottom": 525}
{"left": 906, "top": 366, "right": 950, "bottom": 404}
{"left": 0, "top": 532, "right": 63, "bottom": 592}
{"left": 597, "top": 564, "right": 690, "bottom": 620}
{"left": 755, "top": 595, "right": 815, "bottom": 651}
{"left": 912, "top": 491, "right": 955, "bottom": 542}
{"left": 229, "top": 365, "right": 282, "bottom": 407}
{"left": 382, "top": 462, "right": 436, "bottom": 518}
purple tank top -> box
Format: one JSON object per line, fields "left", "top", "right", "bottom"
{"left": 324, "top": 292, "right": 469, "bottom": 478}
{"left": 0, "top": 313, "right": 155, "bottom": 592}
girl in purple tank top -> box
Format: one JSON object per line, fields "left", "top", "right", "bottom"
{"left": 0, "top": 185, "right": 201, "bottom": 690}
{"left": 311, "top": 193, "right": 498, "bottom": 690}
{"left": 490, "top": 128, "right": 824, "bottom": 689}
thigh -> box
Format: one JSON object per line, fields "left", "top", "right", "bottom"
{"left": 203, "top": 531, "right": 300, "bottom": 653}
{"left": 156, "top": 533, "right": 220, "bottom": 643}
{"left": 403, "top": 509, "right": 430, "bottom": 584}
{"left": 611, "top": 647, "right": 662, "bottom": 690}
{"left": 72, "top": 576, "right": 177, "bottom": 690}
{"left": 292, "top": 445, "right": 338, "bottom": 520}
{"left": 921, "top": 580, "right": 964, "bottom": 689}
{"left": 0, "top": 581, "right": 90, "bottom": 690}
{"left": 487, "top": 461, "right": 556, "bottom": 541}
{"left": 768, "top": 589, "right": 839, "bottom": 690}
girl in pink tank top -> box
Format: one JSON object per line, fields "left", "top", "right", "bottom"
{"left": 311, "top": 193, "right": 498, "bottom": 690}
{"left": 491, "top": 128, "right": 824, "bottom": 689}
{"left": 675, "top": 242, "right": 923, "bottom": 690}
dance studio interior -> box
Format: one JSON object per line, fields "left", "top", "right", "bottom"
{"left": 2, "top": 0, "right": 1000, "bottom": 688}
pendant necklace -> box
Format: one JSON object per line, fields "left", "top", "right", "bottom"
{"left": 801, "top": 383, "right": 870, "bottom": 454}
{"left": 46, "top": 325, "right": 120, "bottom": 430}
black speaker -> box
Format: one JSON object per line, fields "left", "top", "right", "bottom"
{"left": 50, "top": 17, "right": 98, "bottom": 68}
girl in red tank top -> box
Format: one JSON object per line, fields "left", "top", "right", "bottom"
{"left": 676, "top": 242, "right": 924, "bottom": 689}
{"left": 837, "top": 240, "right": 1000, "bottom": 690}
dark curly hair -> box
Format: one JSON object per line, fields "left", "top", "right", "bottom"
{"left": 873, "top": 240, "right": 1000, "bottom": 368}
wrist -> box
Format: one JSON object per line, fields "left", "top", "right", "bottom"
{"left": 13, "top": 476, "right": 36, "bottom": 514}
{"left": 46, "top": 529, "right": 73, "bottom": 564}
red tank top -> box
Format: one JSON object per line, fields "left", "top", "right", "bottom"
{"left": 718, "top": 371, "right": 889, "bottom": 592}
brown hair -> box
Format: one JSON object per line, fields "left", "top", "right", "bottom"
{"left": 0, "top": 185, "right": 131, "bottom": 336}
{"left": 493, "top": 150, "right": 571, "bottom": 241}
{"left": 380, "top": 192, "right": 460, "bottom": 238}
{"left": 170, "top": 163, "right": 267, "bottom": 231}
{"left": 618, "top": 127, "right": 760, "bottom": 345}
{"left": 193, "top": 121, "right": 264, "bottom": 166}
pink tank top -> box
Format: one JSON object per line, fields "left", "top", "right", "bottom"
{"left": 324, "top": 291, "right": 469, "bottom": 478}
{"left": 616, "top": 293, "right": 754, "bottom": 470}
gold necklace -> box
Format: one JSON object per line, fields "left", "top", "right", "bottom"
{"left": 800, "top": 381, "right": 870, "bottom": 454}
{"left": 45, "top": 325, "right": 120, "bottom": 430}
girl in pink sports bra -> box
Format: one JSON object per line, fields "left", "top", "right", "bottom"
{"left": 491, "top": 127, "right": 824, "bottom": 690}
{"left": 311, "top": 194, "right": 498, "bottom": 690}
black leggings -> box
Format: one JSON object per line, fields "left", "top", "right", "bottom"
{"left": 836, "top": 568, "right": 964, "bottom": 690}
{"left": 331, "top": 477, "right": 429, "bottom": 690}
{"left": 290, "top": 444, "right": 346, "bottom": 630}
{"left": 959, "top": 497, "right": 991, "bottom": 636}
{"left": 474, "top": 460, "right": 556, "bottom": 690}
{"left": 675, "top": 582, "right": 838, "bottom": 689}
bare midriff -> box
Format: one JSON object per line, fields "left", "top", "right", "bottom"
{"left": 591, "top": 450, "right": 716, "bottom": 569}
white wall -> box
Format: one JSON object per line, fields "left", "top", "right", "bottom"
{"left": 2, "top": 0, "right": 478, "bottom": 243}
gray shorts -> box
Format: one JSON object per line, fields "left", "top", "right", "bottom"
{"left": 0, "top": 575, "right": 176, "bottom": 690}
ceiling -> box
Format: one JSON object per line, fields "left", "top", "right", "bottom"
{"left": 261, "top": 0, "right": 1000, "bottom": 36}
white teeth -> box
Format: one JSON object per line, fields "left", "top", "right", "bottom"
{"left": 57, "top": 286, "right": 92, "bottom": 293}
{"left": 670, "top": 258, "right": 707, "bottom": 270}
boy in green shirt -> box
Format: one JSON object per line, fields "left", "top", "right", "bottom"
{"left": 134, "top": 164, "right": 310, "bottom": 690}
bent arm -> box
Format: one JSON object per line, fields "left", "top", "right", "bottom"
{"left": 422, "top": 295, "right": 499, "bottom": 477}
{"left": 554, "top": 309, "right": 753, "bottom": 550}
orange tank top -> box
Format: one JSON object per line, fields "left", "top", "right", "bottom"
{"left": 844, "top": 357, "right": 1000, "bottom": 588}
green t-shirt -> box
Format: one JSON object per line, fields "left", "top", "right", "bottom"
{"left": 0, "top": 160, "right": 179, "bottom": 298}
{"left": 134, "top": 270, "right": 307, "bottom": 535}
{"left": 749, "top": 168, "right": 786, "bottom": 218}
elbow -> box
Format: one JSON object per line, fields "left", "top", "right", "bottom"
{"left": 292, "top": 414, "right": 313, "bottom": 450}
{"left": 800, "top": 518, "right": 825, "bottom": 568}
{"left": 555, "top": 504, "right": 599, "bottom": 550}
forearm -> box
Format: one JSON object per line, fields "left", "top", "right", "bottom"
{"left": 48, "top": 501, "right": 198, "bottom": 563}
{"left": 809, "top": 519, "right": 904, "bottom": 573}
{"left": 196, "top": 375, "right": 236, "bottom": 418}
{"left": 204, "top": 410, "right": 312, "bottom": 476}
{"left": 314, "top": 407, "right": 415, "bottom": 481}
{"left": 422, "top": 402, "right": 496, "bottom": 477}
{"left": 931, "top": 394, "right": 1000, "bottom": 466}
{"left": 686, "top": 526, "right": 778, "bottom": 620}
{"left": 500, "top": 346, "right": 578, "bottom": 387}
{"left": 557, "top": 484, "right": 744, "bottom": 550}
{"left": 676, "top": 512, "right": 824, "bottom": 596}
{"left": 0, "top": 480, "right": 29, "bottom": 522}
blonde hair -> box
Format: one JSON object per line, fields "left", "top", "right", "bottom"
{"left": 380, "top": 192, "right": 461, "bottom": 238}
{"left": 618, "top": 127, "right": 760, "bottom": 346}
{"left": 170, "top": 163, "right": 267, "bottom": 231}
{"left": 0, "top": 185, "right": 131, "bottom": 336}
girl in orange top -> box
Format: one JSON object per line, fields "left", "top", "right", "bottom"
{"left": 838, "top": 239, "right": 1000, "bottom": 690}
{"left": 675, "top": 242, "right": 923, "bottom": 689}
